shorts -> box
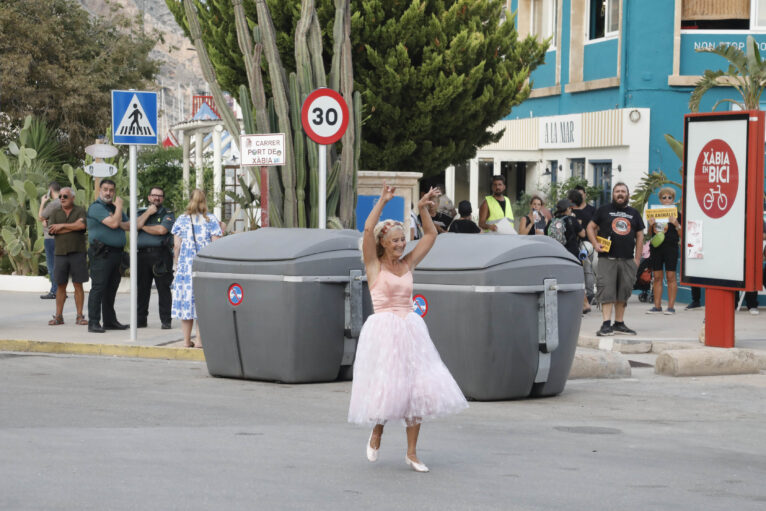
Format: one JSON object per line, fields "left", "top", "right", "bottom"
{"left": 54, "top": 252, "right": 89, "bottom": 285}
{"left": 649, "top": 242, "right": 678, "bottom": 272}
{"left": 596, "top": 257, "right": 637, "bottom": 304}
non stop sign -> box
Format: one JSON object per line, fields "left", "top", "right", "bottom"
{"left": 301, "top": 88, "right": 349, "bottom": 144}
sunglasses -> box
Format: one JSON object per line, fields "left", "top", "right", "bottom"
{"left": 660, "top": 195, "right": 674, "bottom": 200}
{"left": 59, "top": 194, "right": 70, "bottom": 199}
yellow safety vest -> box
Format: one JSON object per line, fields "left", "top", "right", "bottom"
{"left": 484, "top": 195, "right": 514, "bottom": 232}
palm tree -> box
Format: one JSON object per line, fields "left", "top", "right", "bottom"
{"left": 689, "top": 35, "right": 766, "bottom": 112}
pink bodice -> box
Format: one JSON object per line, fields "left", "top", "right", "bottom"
{"left": 370, "top": 267, "right": 413, "bottom": 317}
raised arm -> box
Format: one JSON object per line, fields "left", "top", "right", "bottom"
{"left": 404, "top": 187, "right": 440, "bottom": 269}
{"left": 362, "top": 183, "right": 396, "bottom": 281}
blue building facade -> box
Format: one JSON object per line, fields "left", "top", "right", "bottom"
{"left": 439, "top": 0, "right": 766, "bottom": 303}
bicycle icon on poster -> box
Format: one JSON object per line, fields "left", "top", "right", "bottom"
{"left": 702, "top": 184, "right": 728, "bottom": 211}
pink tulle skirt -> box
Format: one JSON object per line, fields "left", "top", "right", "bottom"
{"left": 347, "top": 312, "right": 468, "bottom": 426}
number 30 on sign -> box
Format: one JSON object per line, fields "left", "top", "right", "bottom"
{"left": 301, "top": 88, "right": 349, "bottom": 145}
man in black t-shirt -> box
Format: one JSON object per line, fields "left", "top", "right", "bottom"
{"left": 587, "top": 182, "right": 645, "bottom": 336}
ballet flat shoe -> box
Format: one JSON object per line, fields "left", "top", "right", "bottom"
{"left": 405, "top": 455, "right": 429, "bottom": 473}
{"left": 366, "top": 431, "right": 379, "bottom": 462}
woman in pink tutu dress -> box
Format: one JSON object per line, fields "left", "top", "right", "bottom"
{"left": 348, "top": 183, "right": 468, "bottom": 473}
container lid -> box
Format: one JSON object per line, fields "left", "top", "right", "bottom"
{"left": 412, "top": 233, "right": 578, "bottom": 270}
{"left": 196, "top": 228, "right": 361, "bottom": 262}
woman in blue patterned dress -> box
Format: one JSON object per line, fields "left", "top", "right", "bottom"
{"left": 171, "top": 189, "right": 222, "bottom": 347}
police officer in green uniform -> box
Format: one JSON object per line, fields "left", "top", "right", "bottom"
{"left": 135, "top": 186, "right": 175, "bottom": 329}
{"left": 86, "top": 179, "right": 130, "bottom": 333}
{"left": 478, "top": 174, "right": 515, "bottom": 232}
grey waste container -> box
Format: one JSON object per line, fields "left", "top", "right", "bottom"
{"left": 192, "top": 228, "right": 370, "bottom": 383}
{"left": 410, "top": 233, "right": 584, "bottom": 401}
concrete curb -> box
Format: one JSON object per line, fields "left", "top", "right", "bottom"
{"left": 655, "top": 348, "right": 761, "bottom": 377}
{"left": 0, "top": 339, "right": 205, "bottom": 362}
{"left": 569, "top": 348, "right": 632, "bottom": 379}
{"left": 579, "top": 336, "right": 702, "bottom": 354}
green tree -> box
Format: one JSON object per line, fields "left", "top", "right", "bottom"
{"left": 689, "top": 35, "right": 766, "bottom": 112}
{"left": 166, "top": 0, "right": 547, "bottom": 178}
{"left": 137, "top": 146, "right": 185, "bottom": 214}
{"left": 0, "top": 0, "right": 159, "bottom": 162}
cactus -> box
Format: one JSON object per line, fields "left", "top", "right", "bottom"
{"left": 181, "top": 0, "right": 358, "bottom": 228}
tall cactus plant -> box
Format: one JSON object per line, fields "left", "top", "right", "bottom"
{"left": 181, "top": 0, "right": 360, "bottom": 229}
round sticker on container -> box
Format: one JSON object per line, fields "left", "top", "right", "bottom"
{"left": 228, "top": 283, "right": 244, "bottom": 306}
{"left": 412, "top": 294, "right": 428, "bottom": 317}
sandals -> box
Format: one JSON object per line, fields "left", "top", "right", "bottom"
{"left": 48, "top": 315, "right": 64, "bottom": 326}
{"left": 76, "top": 314, "right": 89, "bottom": 326}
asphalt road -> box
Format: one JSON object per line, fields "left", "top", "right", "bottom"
{"left": 1, "top": 353, "right": 765, "bottom": 511}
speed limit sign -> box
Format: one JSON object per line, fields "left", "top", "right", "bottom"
{"left": 301, "top": 88, "right": 349, "bottom": 145}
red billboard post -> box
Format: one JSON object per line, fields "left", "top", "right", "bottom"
{"left": 681, "top": 111, "right": 765, "bottom": 348}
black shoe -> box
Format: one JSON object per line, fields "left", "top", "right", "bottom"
{"left": 40, "top": 292, "right": 56, "bottom": 299}
{"left": 596, "top": 324, "right": 614, "bottom": 336}
{"left": 161, "top": 322, "right": 172, "bottom": 330}
{"left": 137, "top": 319, "right": 147, "bottom": 328}
{"left": 685, "top": 301, "right": 702, "bottom": 310}
{"left": 103, "top": 321, "right": 128, "bottom": 330}
{"left": 612, "top": 323, "right": 637, "bottom": 335}
{"left": 88, "top": 322, "right": 105, "bottom": 333}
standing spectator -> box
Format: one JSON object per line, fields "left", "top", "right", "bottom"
{"left": 547, "top": 199, "right": 589, "bottom": 313}
{"left": 135, "top": 186, "right": 175, "bottom": 329}
{"left": 518, "top": 195, "right": 547, "bottom": 235}
{"left": 86, "top": 179, "right": 130, "bottom": 333}
{"left": 46, "top": 187, "right": 88, "bottom": 326}
{"left": 587, "top": 182, "right": 645, "bottom": 336}
{"left": 478, "top": 175, "right": 514, "bottom": 232}
{"left": 436, "top": 185, "right": 457, "bottom": 220}
{"left": 38, "top": 182, "right": 61, "bottom": 299}
{"left": 645, "top": 187, "right": 681, "bottom": 315}
{"left": 448, "top": 200, "right": 480, "bottom": 233}
{"left": 572, "top": 185, "right": 596, "bottom": 225}
{"left": 419, "top": 199, "right": 452, "bottom": 234}
{"left": 171, "top": 189, "right": 222, "bottom": 348}
{"left": 568, "top": 189, "right": 596, "bottom": 303}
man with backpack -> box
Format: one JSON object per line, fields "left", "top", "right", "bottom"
{"left": 586, "top": 182, "right": 645, "bottom": 337}
{"left": 546, "top": 199, "right": 588, "bottom": 313}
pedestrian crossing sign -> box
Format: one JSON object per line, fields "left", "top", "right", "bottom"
{"left": 111, "top": 90, "right": 157, "bottom": 145}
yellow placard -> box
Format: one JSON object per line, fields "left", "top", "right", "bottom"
{"left": 645, "top": 206, "right": 677, "bottom": 220}
{"left": 596, "top": 236, "right": 612, "bottom": 252}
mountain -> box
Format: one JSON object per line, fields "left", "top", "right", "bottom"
{"left": 77, "top": 0, "right": 209, "bottom": 140}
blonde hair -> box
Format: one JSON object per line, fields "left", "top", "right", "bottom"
{"left": 658, "top": 187, "right": 676, "bottom": 200}
{"left": 360, "top": 219, "right": 404, "bottom": 258}
{"left": 185, "top": 188, "right": 210, "bottom": 221}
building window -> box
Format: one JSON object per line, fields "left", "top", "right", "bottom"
{"left": 547, "top": 160, "right": 558, "bottom": 185}
{"left": 571, "top": 158, "right": 585, "bottom": 179}
{"left": 592, "top": 161, "right": 612, "bottom": 207}
{"left": 532, "top": 0, "right": 558, "bottom": 49}
{"left": 681, "top": 0, "right": 754, "bottom": 30}
{"left": 589, "top": 0, "right": 620, "bottom": 40}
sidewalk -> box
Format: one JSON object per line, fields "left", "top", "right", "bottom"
{"left": 1, "top": 289, "right": 764, "bottom": 365}
{"left": 579, "top": 295, "right": 766, "bottom": 352}
{"left": 0, "top": 289, "right": 203, "bottom": 361}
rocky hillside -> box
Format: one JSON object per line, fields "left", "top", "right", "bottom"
{"left": 77, "top": 0, "right": 208, "bottom": 140}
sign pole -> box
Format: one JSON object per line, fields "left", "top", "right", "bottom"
{"left": 300, "top": 88, "right": 349, "bottom": 229}
{"left": 259, "top": 166, "right": 269, "bottom": 228}
{"left": 705, "top": 289, "right": 735, "bottom": 348}
{"left": 319, "top": 144, "right": 326, "bottom": 229}
{"left": 129, "top": 145, "right": 138, "bottom": 342}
